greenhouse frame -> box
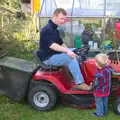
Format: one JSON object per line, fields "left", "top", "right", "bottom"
{"left": 36, "top": 0, "right": 120, "bottom": 58}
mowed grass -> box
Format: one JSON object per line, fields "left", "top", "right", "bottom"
{"left": 0, "top": 96, "right": 120, "bottom": 120}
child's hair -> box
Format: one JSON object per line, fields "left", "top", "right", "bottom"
{"left": 95, "top": 53, "right": 109, "bottom": 68}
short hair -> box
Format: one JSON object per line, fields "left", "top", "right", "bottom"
{"left": 53, "top": 8, "right": 67, "bottom": 16}
{"left": 95, "top": 53, "right": 109, "bottom": 67}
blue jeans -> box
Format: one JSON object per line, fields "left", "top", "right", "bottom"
{"left": 95, "top": 96, "right": 108, "bottom": 116}
{"left": 43, "top": 48, "right": 84, "bottom": 85}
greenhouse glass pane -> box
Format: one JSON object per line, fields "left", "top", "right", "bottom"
{"left": 105, "top": 0, "right": 120, "bottom": 16}
{"left": 38, "top": 0, "right": 57, "bottom": 17}
{"left": 55, "top": 0, "right": 73, "bottom": 15}
{"left": 71, "top": 0, "right": 104, "bottom": 17}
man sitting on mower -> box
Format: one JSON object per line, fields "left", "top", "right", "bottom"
{"left": 38, "top": 8, "right": 91, "bottom": 91}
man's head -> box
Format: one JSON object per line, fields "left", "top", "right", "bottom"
{"left": 95, "top": 53, "right": 109, "bottom": 68}
{"left": 52, "top": 8, "right": 67, "bottom": 25}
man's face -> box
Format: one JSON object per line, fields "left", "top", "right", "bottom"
{"left": 53, "top": 13, "right": 67, "bottom": 25}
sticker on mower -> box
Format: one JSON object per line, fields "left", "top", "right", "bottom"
{"left": 113, "top": 72, "right": 120, "bottom": 76}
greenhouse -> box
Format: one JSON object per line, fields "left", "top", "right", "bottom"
{"left": 36, "top": 0, "right": 120, "bottom": 59}
{"left": 38, "top": 0, "right": 120, "bottom": 17}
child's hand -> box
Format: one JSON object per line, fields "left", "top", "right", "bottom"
{"left": 90, "top": 82, "right": 93, "bottom": 86}
{"left": 89, "top": 82, "right": 94, "bottom": 90}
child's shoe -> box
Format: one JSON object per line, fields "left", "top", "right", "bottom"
{"left": 94, "top": 112, "right": 104, "bottom": 117}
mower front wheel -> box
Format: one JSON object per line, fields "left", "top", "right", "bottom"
{"left": 28, "top": 84, "right": 57, "bottom": 111}
{"left": 113, "top": 98, "right": 120, "bottom": 115}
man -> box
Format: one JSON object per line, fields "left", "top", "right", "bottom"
{"left": 38, "top": 8, "right": 91, "bottom": 90}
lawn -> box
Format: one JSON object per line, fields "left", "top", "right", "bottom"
{"left": 0, "top": 96, "right": 120, "bottom": 120}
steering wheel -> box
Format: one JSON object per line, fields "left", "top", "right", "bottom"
{"left": 74, "top": 45, "right": 90, "bottom": 56}
{"left": 73, "top": 45, "right": 90, "bottom": 61}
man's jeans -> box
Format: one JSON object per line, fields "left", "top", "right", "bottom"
{"left": 95, "top": 96, "right": 108, "bottom": 116}
{"left": 43, "top": 48, "right": 84, "bottom": 85}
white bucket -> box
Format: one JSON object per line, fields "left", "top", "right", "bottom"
{"left": 88, "top": 41, "right": 93, "bottom": 49}
{"left": 93, "top": 42, "right": 98, "bottom": 49}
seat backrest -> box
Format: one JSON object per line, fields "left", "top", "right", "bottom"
{"left": 33, "top": 49, "right": 42, "bottom": 64}
{"left": 33, "top": 50, "right": 50, "bottom": 68}
{"left": 33, "top": 50, "right": 59, "bottom": 70}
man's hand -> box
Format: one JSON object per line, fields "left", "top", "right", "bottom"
{"left": 66, "top": 49, "right": 77, "bottom": 59}
{"left": 50, "top": 43, "right": 77, "bottom": 59}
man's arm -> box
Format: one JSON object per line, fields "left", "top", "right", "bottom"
{"left": 50, "top": 43, "right": 76, "bottom": 58}
{"left": 50, "top": 43, "right": 68, "bottom": 53}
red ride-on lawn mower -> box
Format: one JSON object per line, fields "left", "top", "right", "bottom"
{"left": 0, "top": 45, "right": 120, "bottom": 115}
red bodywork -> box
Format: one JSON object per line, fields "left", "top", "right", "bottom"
{"left": 115, "top": 22, "right": 120, "bottom": 40}
{"left": 32, "top": 58, "right": 120, "bottom": 95}
{"left": 32, "top": 58, "right": 120, "bottom": 109}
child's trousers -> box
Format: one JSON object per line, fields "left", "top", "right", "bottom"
{"left": 95, "top": 96, "right": 108, "bottom": 116}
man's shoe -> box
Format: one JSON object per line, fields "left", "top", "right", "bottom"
{"left": 72, "top": 83, "right": 91, "bottom": 91}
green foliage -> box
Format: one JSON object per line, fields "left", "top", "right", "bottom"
{"left": 0, "top": 0, "right": 8, "bottom": 4}
{"left": 0, "top": 0, "right": 39, "bottom": 60}
{"left": 84, "top": 23, "right": 92, "bottom": 30}
{"left": 11, "top": 0, "right": 20, "bottom": 9}
{"left": 0, "top": 0, "right": 19, "bottom": 8}
{"left": 0, "top": 96, "right": 120, "bottom": 120}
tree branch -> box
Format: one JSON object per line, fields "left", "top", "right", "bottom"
{"left": 0, "top": 5, "right": 16, "bottom": 14}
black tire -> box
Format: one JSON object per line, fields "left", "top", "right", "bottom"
{"left": 28, "top": 84, "right": 57, "bottom": 111}
{"left": 113, "top": 98, "right": 120, "bottom": 115}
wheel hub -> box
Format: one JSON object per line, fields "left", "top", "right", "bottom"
{"left": 33, "top": 92, "right": 49, "bottom": 107}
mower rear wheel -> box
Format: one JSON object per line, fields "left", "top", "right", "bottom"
{"left": 113, "top": 98, "right": 120, "bottom": 115}
{"left": 28, "top": 84, "right": 57, "bottom": 111}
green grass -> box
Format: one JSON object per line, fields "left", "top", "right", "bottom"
{"left": 0, "top": 96, "right": 120, "bottom": 120}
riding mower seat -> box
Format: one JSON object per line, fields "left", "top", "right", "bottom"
{"left": 33, "top": 50, "right": 61, "bottom": 70}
